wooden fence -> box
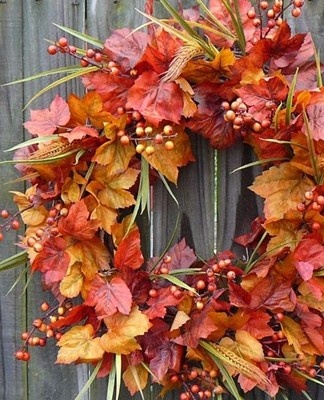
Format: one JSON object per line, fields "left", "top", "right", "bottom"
{"left": 0, "top": 1, "right": 324, "bottom": 399}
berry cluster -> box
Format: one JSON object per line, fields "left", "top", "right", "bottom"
{"left": 246, "top": 0, "right": 304, "bottom": 35}
{"left": 115, "top": 107, "right": 177, "bottom": 154}
{"left": 26, "top": 202, "right": 68, "bottom": 254}
{"left": 47, "top": 37, "right": 116, "bottom": 73}
{"left": 297, "top": 188, "right": 324, "bottom": 232}
{"left": 222, "top": 98, "right": 272, "bottom": 136}
{"left": 15, "top": 300, "right": 72, "bottom": 362}
{"left": 0, "top": 209, "right": 21, "bottom": 242}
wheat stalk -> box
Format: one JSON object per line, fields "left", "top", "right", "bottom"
{"left": 200, "top": 341, "right": 271, "bottom": 387}
{"left": 160, "top": 44, "right": 205, "bottom": 83}
{"left": 28, "top": 139, "right": 76, "bottom": 161}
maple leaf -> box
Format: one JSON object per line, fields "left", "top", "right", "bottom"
{"left": 250, "top": 162, "right": 314, "bottom": 222}
{"left": 235, "top": 77, "right": 288, "bottom": 122}
{"left": 59, "top": 126, "right": 99, "bottom": 143}
{"left": 11, "top": 186, "right": 48, "bottom": 226}
{"left": 241, "top": 310, "right": 274, "bottom": 339}
{"left": 185, "top": 82, "right": 239, "bottom": 148}
{"left": 58, "top": 199, "right": 100, "bottom": 241}
{"left": 24, "top": 95, "right": 70, "bottom": 136}
{"left": 126, "top": 70, "right": 183, "bottom": 125}
{"left": 280, "top": 316, "right": 310, "bottom": 355}
{"left": 31, "top": 236, "right": 70, "bottom": 284}
{"left": 149, "top": 341, "right": 184, "bottom": 382}
{"left": 145, "top": 286, "right": 183, "bottom": 320}
{"left": 56, "top": 324, "right": 104, "bottom": 364}
{"left": 141, "top": 127, "right": 195, "bottom": 183}
{"left": 59, "top": 262, "right": 84, "bottom": 298}
{"left": 162, "top": 238, "right": 196, "bottom": 272}
{"left": 104, "top": 28, "right": 149, "bottom": 71}
{"left": 293, "top": 233, "right": 324, "bottom": 281}
{"left": 123, "top": 364, "right": 148, "bottom": 396}
{"left": 50, "top": 304, "right": 99, "bottom": 332}
{"left": 305, "top": 102, "right": 324, "bottom": 141}
{"left": 82, "top": 72, "right": 134, "bottom": 115}
{"left": 114, "top": 228, "right": 144, "bottom": 270}
{"left": 85, "top": 275, "right": 132, "bottom": 318}
{"left": 100, "top": 305, "right": 152, "bottom": 355}
{"left": 138, "top": 29, "right": 182, "bottom": 74}
{"left": 67, "top": 92, "right": 111, "bottom": 129}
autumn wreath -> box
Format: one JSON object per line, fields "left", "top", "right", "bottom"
{"left": 1, "top": 0, "right": 324, "bottom": 399}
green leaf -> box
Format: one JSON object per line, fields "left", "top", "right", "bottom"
{"left": 1, "top": 66, "right": 87, "bottom": 87}
{"left": 154, "top": 273, "right": 198, "bottom": 295}
{"left": 106, "top": 360, "right": 116, "bottom": 400}
{"left": 23, "top": 66, "right": 98, "bottom": 110}
{"left": 314, "top": 46, "right": 323, "bottom": 88}
{"left": 53, "top": 23, "right": 104, "bottom": 48}
{"left": 231, "top": 158, "right": 289, "bottom": 174}
{"left": 285, "top": 68, "right": 299, "bottom": 126}
{"left": 74, "top": 360, "right": 103, "bottom": 400}
{"left": 0, "top": 250, "right": 28, "bottom": 272}
{"left": 5, "top": 134, "right": 62, "bottom": 152}
{"left": 0, "top": 149, "right": 81, "bottom": 166}
{"left": 115, "top": 354, "right": 122, "bottom": 400}
{"left": 303, "top": 109, "right": 320, "bottom": 183}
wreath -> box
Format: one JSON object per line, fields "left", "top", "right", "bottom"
{"left": 1, "top": 0, "right": 324, "bottom": 399}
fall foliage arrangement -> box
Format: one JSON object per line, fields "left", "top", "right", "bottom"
{"left": 1, "top": 0, "right": 324, "bottom": 399}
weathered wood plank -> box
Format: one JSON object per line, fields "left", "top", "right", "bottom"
{"left": 0, "top": 2, "right": 27, "bottom": 400}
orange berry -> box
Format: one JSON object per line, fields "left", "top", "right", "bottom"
{"left": 164, "top": 141, "right": 174, "bottom": 151}
{"left": 145, "top": 145, "right": 155, "bottom": 155}
{"left": 120, "top": 135, "right": 130, "bottom": 145}
{"left": 163, "top": 125, "right": 173, "bottom": 135}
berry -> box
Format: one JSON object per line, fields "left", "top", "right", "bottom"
{"left": 144, "top": 126, "right": 153, "bottom": 135}
{"left": 253, "top": 18, "right": 261, "bottom": 28}
{"left": 94, "top": 52, "right": 103, "bottom": 63}
{"left": 312, "top": 222, "right": 321, "bottom": 231}
{"left": 145, "top": 145, "right": 155, "bottom": 155}
{"left": 165, "top": 141, "right": 174, "bottom": 151}
{"left": 57, "top": 37, "right": 68, "bottom": 47}
{"left": 1, "top": 209, "right": 10, "bottom": 218}
{"left": 22, "top": 352, "right": 31, "bottom": 361}
{"left": 196, "top": 301, "right": 204, "bottom": 310}
{"left": 80, "top": 58, "right": 89, "bottom": 67}
{"left": 163, "top": 125, "right": 173, "bottom": 135}
{"left": 294, "top": 0, "right": 304, "bottom": 6}
{"left": 292, "top": 7, "right": 301, "bottom": 17}
{"left": 149, "top": 288, "right": 157, "bottom": 298}
{"left": 196, "top": 280, "right": 206, "bottom": 290}
{"left": 15, "top": 350, "right": 25, "bottom": 360}
{"left": 10, "top": 220, "right": 20, "bottom": 230}
{"left": 305, "top": 191, "right": 314, "bottom": 200}
{"left": 117, "top": 106, "right": 125, "bottom": 115}
{"left": 40, "top": 302, "right": 50, "bottom": 312}
{"left": 86, "top": 48, "right": 95, "bottom": 58}
{"left": 136, "top": 144, "right": 145, "bottom": 154}
{"left": 247, "top": 8, "right": 256, "bottom": 19}
{"left": 60, "top": 208, "right": 69, "bottom": 217}
{"left": 224, "top": 110, "right": 236, "bottom": 122}
{"left": 0, "top": 232, "right": 4, "bottom": 241}
{"left": 252, "top": 122, "right": 262, "bottom": 132}
{"left": 309, "top": 368, "right": 317, "bottom": 377}
{"left": 154, "top": 134, "right": 164, "bottom": 144}
{"left": 33, "top": 242, "right": 43, "bottom": 253}
{"left": 47, "top": 45, "right": 57, "bottom": 55}
{"left": 227, "top": 271, "right": 236, "bottom": 280}
{"left": 120, "top": 135, "right": 130, "bottom": 146}
{"left": 136, "top": 126, "right": 145, "bottom": 137}
{"left": 260, "top": 1, "right": 268, "bottom": 9}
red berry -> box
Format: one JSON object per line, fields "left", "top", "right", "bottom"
{"left": 80, "top": 58, "right": 89, "bottom": 67}
{"left": 10, "top": 220, "right": 20, "bottom": 230}
{"left": 120, "top": 135, "right": 130, "bottom": 146}
{"left": 0, "top": 232, "right": 3, "bottom": 241}
{"left": 292, "top": 7, "right": 301, "bottom": 17}
{"left": 22, "top": 352, "right": 31, "bottom": 361}
{"left": 247, "top": 8, "right": 256, "bottom": 19}
{"left": 1, "top": 209, "right": 10, "bottom": 218}
{"left": 40, "top": 302, "right": 50, "bottom": 312}
{"left": 15, "top": 350, "right": 25, "bottom": 360}
{"left": 94, "top": 52, "right": 103, "bottom": 63}
{"left": 86, "top": 48, "right": 95, "bottom": 58}
{"left": 47, "top": 45, "right": 57, "bottom": 55}
{"left": 260, "top": 1, "right": 268, "bottom": 9}
{"left": 154, "top": 134, "right": 164, "bottom": 144}
{"left": 196, "top": 280, "right": 206, "bottom": 290}
{"left": 57, "top": 37, "right": 68, "bottom": 47}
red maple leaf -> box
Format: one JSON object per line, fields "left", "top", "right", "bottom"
{"left": 235, "top": 77, "right": 288, "bottom": 122}
{"left": 137, "top": 29, "right": 182, "bottom": 74}
{"left": 23, "top": 95, "right": 70, "bottom": 136}
{"left": 114, "top": 228, "right": 144, "bottom": 270}
{"left": 103, "top": 28, "right": 149, "bottom": 71}
{"left": 82, "top": 72, "right": 134, "bottom": 115}
{"left": 305, "top": 102, "right": 324, "bottom": 141}
{"left": 31, "top": 236, "right": 70, "bottom": 285}
{"left": 85, "top": 275, "right": 132, "bottom": 318}
{"left": 126, "top": 70, "right": 183, "bottom": 125}
{"left": 293, "top": 233, "right": 324, "bottom": 281}
{"left": 59, "top": 126, "right": 99, "bottom": 143}
{"left": 145, "top": 287, "right": 183, "bottom": 320}
{"left": 149, "top": 340, "right": 184, "bottom": 381}
{"left": 50, "top": 304, "right": 100, "bottom": 332}
{"left": 58, "top": 199, "right": 100, "bottom": 241}
{"left": 186, "top": 82, "right": 239, "bottom": 148}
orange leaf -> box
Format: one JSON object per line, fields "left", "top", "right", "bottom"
{"left": 281, "top": 316, "right": 309, "bottom": 355}
{"left": 58, "top": 199, "right": 100, "bottom": 241}
{"left": 141, "top": 127, "right": 195, "bottom": 183}
{"left": 123, "top": 364, "right": 149, "bottom": 396}
{"left": 56, "top": 324, "right": 104, "bottom": 364}
{"left": 100, "top": 305, "right": 152, "bottom": 355}
{"left": 114, "top": 228, "right": 144, "bottom": 270}
{"left": 12, "top": 186, "right": 48, "bottom": 226}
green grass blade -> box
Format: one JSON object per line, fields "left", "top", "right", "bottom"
{"left": 5, "top": 264, "right": 29, "bottom": 296}
{"left": 126, "top": 364, "right": 145, "bottom": 400}
{"left": 5, "top": 134, "right": 62, "bottom": 152}
{"left": 140, "top": 362, "right": 160, "bottom": 384}
{"left": 106, "top": 360, "right": 116, "bottom": 400}
{"left": 280, "top": 392, "right": 290, "bottom": 400}
{"left": 0, "top": 149, "right": 81, "bottom": 166}
{"left": 159, "top": 0, "right": 215, "bottom": 57}
{"left": 301, "top": 391, "right": 313, "bottom": 400}
{"left": 0, "top": 250, "right": 28, "bottom": 272}
{"left": 115, "top": 354, "right": 122, "bottom": 400}
{"left": 244, "top": 231, "right": 268, "bottom": 273}
{"left": 285, "top": 68, "right": 299, "bottom": 126}
{"left": 53, "top": 23, "right": 103, "bottom": 48}
{"left": 1, "top": 66, "right": 87, "bottom": 87}
{"left": 157, "top": 171, "right": 179, "bottom": 207}
{"left": 154, "top": 273, "right": 198, "bottom": 295}
{"left": 260, "top": 138, "right": 307, "bottom": 150}
{"left": 231, "top": 158, "right": 289, "bottom": 174}
{"left": 313, "top": 42, "right": 323, "bottom": 88}
{"left": 169, "top": 268, "right": 203, "bottom": 276}
{"left": 23, "top": 66, "right": 98, "bottom": 110}
{"left": 74, "top": 360, "right": 103, "bottom": 400}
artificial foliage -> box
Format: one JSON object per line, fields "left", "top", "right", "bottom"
{"left": 1, "top": 0, "right": 324, "bottom": 399}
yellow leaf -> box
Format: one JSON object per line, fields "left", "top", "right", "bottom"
{"left": 281, "top": 316, "right": 309, "bottom": 355}
{"left": 123, "top": 364, "right": 148, "bottom": 395}
{"left": 57, "top": 324, "right": 104, "bottom": 364}
{"left": 235, "top": 330, "right": 265, "bottom": 363}
{"left": 250, "top": 162, "right": 314, "bottom": 221}
{"left": 170, "top": 310, "right": 191, "bottom": 331}
{"left": 60, "top": 262, "right": 84, "bottom": 298}
{"left": 100, "top": 305, "right": 152, "bottom": 355}
{"left": 61, "top": 176, "right": 81, "bottom": 204}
